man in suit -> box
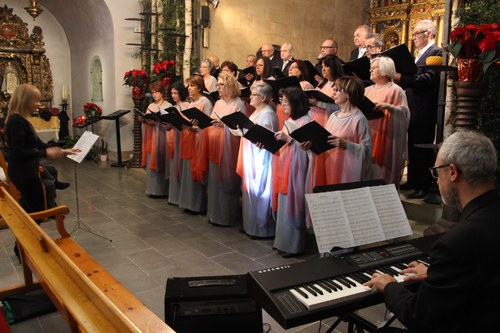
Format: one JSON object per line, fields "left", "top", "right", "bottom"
{"left": 365, "top": 33, "right": 384, "bottom": 59}
{"left": 261, "top": 42, "right": 282, "bottom": 70}
{"left": 366, "top": 130, "right": 500, "bottom": 333}
{"left": 349, "top": 25, "right": 370, "bottom": 61}
{"left": 395, "top": 19, "right": 442, "bottom": 199}
{"left": 315, "top": 39, "right": 339, "bottom": 83}
{"left": 208, "top": 55, "right": 221, "bottom": 79}
{"left": 280, "top": 42, "right": 294, "bottom": 77}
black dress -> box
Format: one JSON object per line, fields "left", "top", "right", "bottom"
{"left": 5, "top": 113, "right": 47, "bottom": 213}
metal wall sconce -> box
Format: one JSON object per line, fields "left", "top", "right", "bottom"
{"left": 208, "top": 0, "right": 219, "bottom": 9}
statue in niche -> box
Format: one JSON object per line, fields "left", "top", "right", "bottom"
{"left": 1, "top": 61, "right": 19, "bottom": 94}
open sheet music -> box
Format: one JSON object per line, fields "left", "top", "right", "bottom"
{"left": 305, "top": 184, "right": 412, "bottom": 253}
{"left": 67, "top": 131, "right": 99, "bottom": 163}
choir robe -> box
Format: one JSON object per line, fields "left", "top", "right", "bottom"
{"left": 204, "top": 75, "right": 218, "bottom": 93}
{"left": 273, "top": 114, "right": 311, "bottom": 254}
{"left": 142, "top": 100, "right": 172, "bottom": 196}
{"left": 365, "top": 82, "right": 410, "bottom": 185}
{"left": 178, "top": 96, "right": 213, "bottom": 213}
{"left": 307, "top": 81, "right": 337, "bottom": 191}
{"left": 206, "top": 98, "right": 245, "bottom": 226}
{"left": 168, "top": 101, "right": 189, "bottom": 205}
{"left": 323, "top": 109, "right": 373, "bottom": 184}
{"left": 236, "top": 105, "right": 278, "bottom": 237}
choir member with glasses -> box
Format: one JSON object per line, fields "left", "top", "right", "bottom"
{"left": 365, "top": 56, "right": 410, "bottom": 186}
{"left": 205, "top": 73, "right": 245, "bottom": 226}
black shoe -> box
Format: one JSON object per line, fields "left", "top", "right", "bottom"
{"left": 282, "top": 252, "right": 300, "bottom": 258}
{"left": 149, "top": 194, "right": 167, "bottom": 199}
{"left": 55, "top": 181, "right": 70, "bottom": 190}
{"left": 400, "top": 182, "right": 414, "bottom": 191}
{"left": 407, "top": 190, "right": 429, "bottom": 199}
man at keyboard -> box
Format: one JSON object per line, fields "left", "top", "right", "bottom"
{"left": 365, "top": 130, "right": 500, "bottom": 333}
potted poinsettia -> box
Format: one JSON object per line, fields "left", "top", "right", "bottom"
{"left": 152, "top": 59, "right": 176, "bottom": 88}
{"left": 123, "top": 69, "right": 150, "bottom": 98}
{"left": 448, "top": 23, "right": 500, "bottom": 81}
{"left": 83, "top": 102, "right": 102, "bottom": 121}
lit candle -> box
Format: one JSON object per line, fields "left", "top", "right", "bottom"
{"left": 62, "top": 84, "right": 68, "bottom": 101}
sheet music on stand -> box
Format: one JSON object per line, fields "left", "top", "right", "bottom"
{"left": 305, "top": 184, "right": 412, "bottom": 254}
{"left": 67, "top": 131, "right": 99, "bottom": 163}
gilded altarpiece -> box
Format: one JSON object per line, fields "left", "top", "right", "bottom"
{"left": 369, "top": 0, "right": 446, "bottom": 56}
{"left": 0, "top": 5, "right": 53, "bottom": 103}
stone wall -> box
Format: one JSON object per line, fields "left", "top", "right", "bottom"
{"left": 200, "top": 0, "right": 370, "bottom": 68}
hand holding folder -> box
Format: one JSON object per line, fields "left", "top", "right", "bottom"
{"left": 284, "top": 120, "right": 335, "bottom": 155}
{"left": 215, "top": 111, "right": 285, "bottom": 154}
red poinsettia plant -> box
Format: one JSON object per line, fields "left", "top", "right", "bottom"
{"left": 123, "top": 69, "right": 150, "bottom": 87}
{"left": 83, "top": 102, "right": 102, "bottom": 119}
{"left": 152, "top": 59, "right": 176, "bottom": 81}
{"left": 449, "top": 23, "right": 500, "bottom": 73}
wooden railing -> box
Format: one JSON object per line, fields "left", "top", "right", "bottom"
{"left": 0, "top": 187, "right": 175, "bottom": 333}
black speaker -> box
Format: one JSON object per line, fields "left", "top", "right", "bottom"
{"left": 200, "top": 5, "right": 210, "bottom": 28}
{"left": 165, "top": 274, "right": 262, "bottom": 333}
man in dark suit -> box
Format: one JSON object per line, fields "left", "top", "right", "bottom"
{"left": 349, "top": 25, "right": 370, "bottom": 61}
{"left": 261, "top": 42, "right": 282, "bottom": 70}
{"left": 280, "top": 42, "right": 294, "bottom": 77}
{"left": 395, "top": 19, "right": 442, "bottom": 199}
{"left": 366, "top": 130, "right": 500, "bottom": 333}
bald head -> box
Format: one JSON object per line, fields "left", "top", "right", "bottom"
{"left": 280, "top": 42, "right": 294, "bottom": 61}
{"left": 320, "top": 39, "right": 338, "bottom": 58}
{"left": 261, "top": 43, "right": 274, "bottom": 58}
{"left": 208, "top": 55, "right": 220, "bottom": 68}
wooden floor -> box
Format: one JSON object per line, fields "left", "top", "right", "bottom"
{"left": 0, "top": 158, "right": 437, "bottom": 333}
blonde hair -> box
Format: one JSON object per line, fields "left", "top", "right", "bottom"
{"left": 7, "top": 84, "right": 41, "bottom": 121}
{"left": 218, "top": 73, "right": 240, "bottom": 99}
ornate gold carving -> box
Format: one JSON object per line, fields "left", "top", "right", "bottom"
{"left": 0, "top": 5, "right": 53, "bottom": 103}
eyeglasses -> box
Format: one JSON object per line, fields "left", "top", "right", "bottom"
{"left": 321, "top": 46, "right": 335, "bottom": 49}
{"left": 333, "top": 88, "right": 344, "bottom": 92}
{"left": 216, "top": 83, "right": 224, "bottom": 87}
{"left": 250, "top": 93, "right": 262, "bottom": 97}
{"left": 366, "top": 45, "right": 375, "bottom": 49}
{"left": 412, "top": 30, "right": 428, "bottom": 37}
{"left": 429, "top": 163, "right": 461, "bottom": 179}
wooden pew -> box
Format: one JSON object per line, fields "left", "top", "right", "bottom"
{"left": 0, "top": 187, "right": 175, "bottom": 333}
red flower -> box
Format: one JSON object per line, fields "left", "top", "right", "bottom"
{"left": 83, "top": 103, "right": 102, "bottom": 118}
{"left": 123, "top": 68, "right": 150, "bottom": 87}
{"left": 478, "top": 31, "right": 500, "bottom": 52}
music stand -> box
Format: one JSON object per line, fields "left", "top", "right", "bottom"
{"left": 101, "top": 110, "right": 131, "bottom": 167}
{"left": 68, "top": 131, "right": 112, "bottom": 242}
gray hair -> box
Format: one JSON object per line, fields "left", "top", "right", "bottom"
{"left": 438, "top": 131, "right": 497, "bottom": 185}
{"left": 356, "top": 25, "right": 371, "bottom": 35}
{"left": 371, "top": 56, "right": 396, "bottom": 80}
{"left": 250, "top": 83, "right": 273, "bottom": 104}
{"left": 416, "top": 19, "right": 437, "bottom": 38}
{"left": 202, "top": 59, "right": 215, "bottom": 72}
{"left": 367, "top": 33, "right": 384, "bottom": 48}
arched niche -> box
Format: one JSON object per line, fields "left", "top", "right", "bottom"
{"left": 90, "top": 55, "right": 103, "bottom": 102}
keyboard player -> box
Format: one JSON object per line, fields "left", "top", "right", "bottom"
{"left": 365, "top": 131, "right": 500, "bottom": 333}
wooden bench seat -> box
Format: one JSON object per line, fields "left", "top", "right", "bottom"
{"left": 0, "top": 187, "right": 175, "bottom": 333}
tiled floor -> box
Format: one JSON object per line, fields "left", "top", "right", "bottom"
{"left": 0, "top": 158, "right": 420, "bottom": 332}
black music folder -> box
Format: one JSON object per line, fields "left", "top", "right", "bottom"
{"left": 216, "top": 111, "right": 285, "bottom": 154}
{"left": 284, "top": 120, "right": 335, "bottom": 155}
{"left": 240, "top": 86, "right": 250, "bottom": 98}
{"left": 215, "top": 110, "right": 254, "bottom": 130}
{"left": 203, "top": 91, "right": 220, "bottom": 105}
{"left": 343, "top": 56, "right": 371, "bottom": 81}
{"left": 244, "top": 125, "right": 286, "bottom": 154}
{"left": 303, "top": 89, "right": 335, "bottom": 104}
{"left": 264, "top": 76, "right": 301, "bottom": 102}
{"left": 144, "top": 111, "right": 161, "bottom": 122}
{"left": 182, "top": 107, "right": 214, "bottom": 129}
{"left": 373, "top": 44, "right": 418, "bottom": 75}
{"left": 357, "top": 96, "right": 383, "bottom": 120}
{"left": 160, "top": 107, "right": 192, "bottom": 130}
{"left": 241, "top": 66, "right": 257, "bottom": 77}
{"left": 303, "top": 60, "right": 321, "bottom": 78}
